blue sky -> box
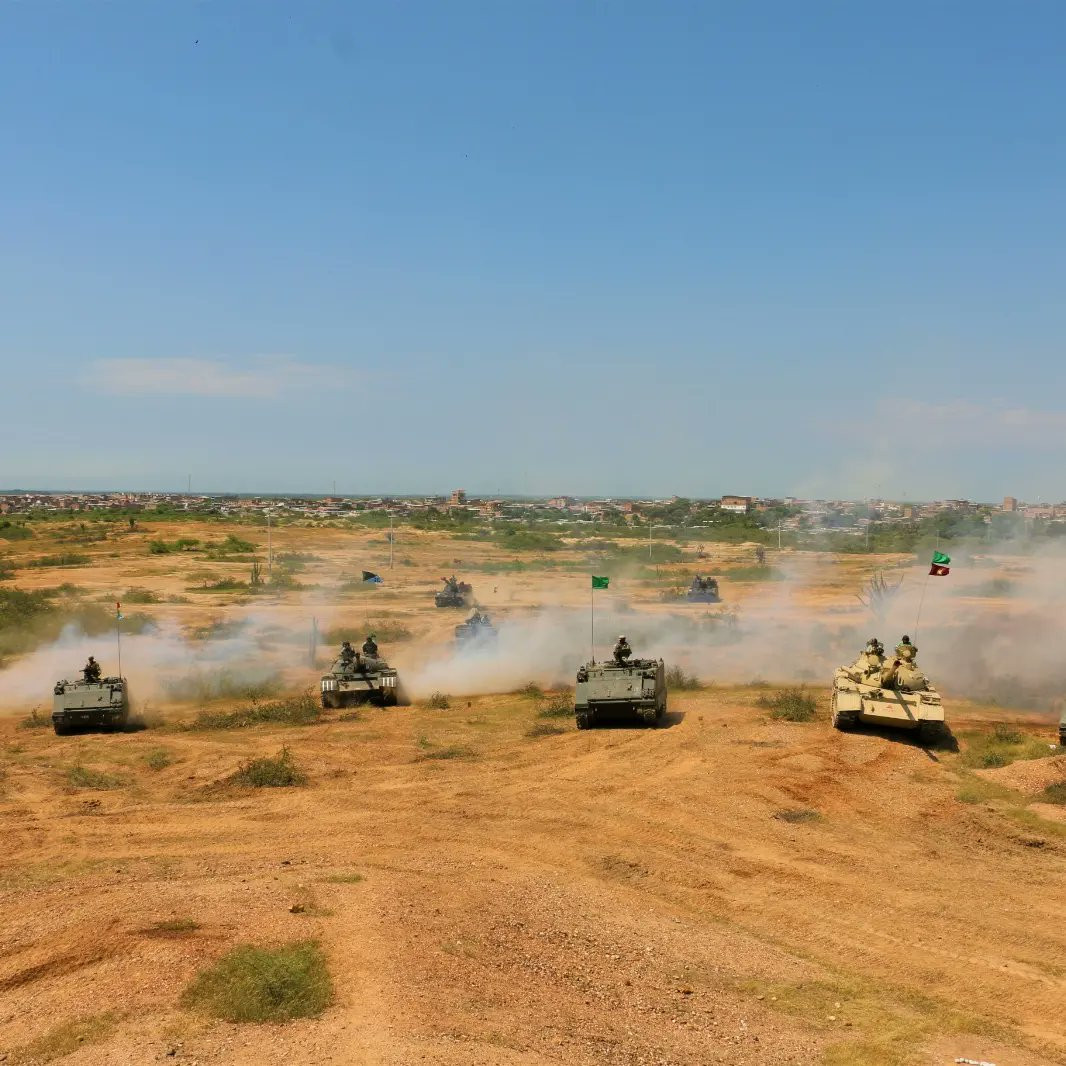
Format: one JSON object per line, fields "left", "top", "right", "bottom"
{"left": 2, "top": 2, "right": 1065, "bottom": 501}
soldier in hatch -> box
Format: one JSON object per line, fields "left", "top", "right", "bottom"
{"left": 339, "top": 641, "right": 357, "bottom": 667}
{"left": 82, "top": 656, "right": 102, "bottom": 682}
{"left": 362, "top": 634, "right": 379, "bottom": 658}
{"left": 613, "top": 635, "right": 632, "bottom": 664}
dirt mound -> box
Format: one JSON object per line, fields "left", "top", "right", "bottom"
{"left": 978, "top": 753, "right": 1066, "bottom": 794}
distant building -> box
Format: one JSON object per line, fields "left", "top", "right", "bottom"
{"left": 1002, "top": 496, "right": 1018, "bottom": 512}
{"left": 720, "top": 495, "right": 752, "bottom": 514}
{"left": 546, "top": 496, "right": 573, "bottom": 509}
{"left": 449, "top": 489, "right": 467, "bottom": 507}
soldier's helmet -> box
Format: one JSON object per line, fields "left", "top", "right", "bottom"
{"left": 901, "top": 635, "right": 911, "bottom": 644}
{"left": 342, "top": 640, "right": 352, "bottom": 649}
{"left": 618, "top": 634, "right": 627, "bottom": 641}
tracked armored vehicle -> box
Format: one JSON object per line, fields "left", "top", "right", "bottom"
{"left": 435, "top": 576, "right": 473, "bottom": 609}
{"left": 454, "top": 610, "right": 497, "bottom": 647}
{"left": 686, "top": 575, "right": 720, "bottom": 603}
{"left": 831, "top": 639, "right": 945, "bottom": 740}
{"left": 320, "top": 653, "right": 403, "bottom": 708}
{"left": 574, "top": 657, "right": 667, "bottom": 729}
{"left": 52, "top": 676, "right": 129, "bottom": 735}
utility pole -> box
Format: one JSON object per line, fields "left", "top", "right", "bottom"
{"left": 389, "top": 514, "right": 395, "bottom": 569}
{"left": 266, "top": 511, "right": 273, "bottom": 579}
{"left": 777, "top": 522, "right": 783, "bottom": 550}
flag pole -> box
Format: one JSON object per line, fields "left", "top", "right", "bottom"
{"left": 115, "top": 602, "right": 123, "bottom": 679}
{"left": 590, "top": 580, "right": 595, "bottom": 663}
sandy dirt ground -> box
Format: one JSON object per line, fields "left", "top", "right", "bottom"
{"left": 1, "top": 520, "right": 1064, "bottom": 1065}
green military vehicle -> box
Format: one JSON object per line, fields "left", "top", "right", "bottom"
{"left": 831, "top": 637, "right": 945, "bottom": 741}
{"left": 435, "top": 576, "right": 474, "bottom": 608}
{"left": 52, "top": 675, "right": 130, "bottom": 735}
{"left": 574, "top": 657, "right": 667, "bottom": 729}
{"left": 454, "top": 609, "right": 498, "bottom": 648}
{"left": 320, "top": 651, "right": 403, "bottom": 708}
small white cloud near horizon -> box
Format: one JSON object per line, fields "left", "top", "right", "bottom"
{"left": 86, "top": 357, "right": 353, "bottom": 398}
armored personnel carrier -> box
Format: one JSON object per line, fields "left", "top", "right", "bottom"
{"left": 831, "top": 638, "right": 945, "bottom": 740}
{"left": 454, "top": 609, "right": 497, "bottom": 647}
{"left": 574, "top": 657, "right": 667, "bottom": 729}
{"left": 435, "top": 576, "right": 473, "bottom": 609}
{"left": 52, "top": 675, "right": 130, "bottom": 735}
{"left": 686, "top": 575, "right": 720, "bottom": 603}
{"left": 320, "top": 652, "right": 403, "bottom": 708}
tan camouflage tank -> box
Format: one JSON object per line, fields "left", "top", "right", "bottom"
{"left": 831, "top": 637, "right": 945, "bottom": 740}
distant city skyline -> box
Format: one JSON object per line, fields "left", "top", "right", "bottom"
{"left": 4, "top": 4, "right": 1066, "bottom": 500}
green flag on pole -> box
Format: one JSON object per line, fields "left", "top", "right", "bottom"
{"left": 929, "top": 551, "right": 950, "bottom": 576}
{"left": 591, "top": 576, "right": 609, "bottom": 589}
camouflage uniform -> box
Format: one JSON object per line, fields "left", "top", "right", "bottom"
{"left": 613, "top": 637, "right": 632, "bottom": 664}
{"left": 339, "top": 642, "right": 356, "bottom": 666}
{"left": 362, "top": 636, "right": 378, "bottom": 658}
{"left": 82, "top": 657, "right": 101, "bottom": 682}
{"left": 895, "top": 636, "right": 917, "bottom": 663}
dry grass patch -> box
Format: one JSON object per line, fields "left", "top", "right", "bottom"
{"left": 230, "top": 747, "right": 307, "bottom": 788}
{"left": 181, "top": 940, "right": 332, "bottom": 1023}
{"left": 11, "top": 1012, "right": 120, "bottom": 1063}
{"left": 959, "top": 724, "right": 1050, "bottom": 769}
{"left": 67, "top": 764, "right": 125, "bottom": 790}
{"left": 758, "top": 687, "right": 818, "bottom": 722}
{"left": 526, "top": 722, "right": 567, "bottom": 738}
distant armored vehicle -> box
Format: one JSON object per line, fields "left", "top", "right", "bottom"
{"left": 574, "top": 656, "right": 667, "bottom": 729}
{"left": 454, "top": 609, "right": 497, "bottom": 647}
{"left": 686, "top": 575, "right": 720, "bottom": 603}
{"left": 320, "top": 649, "right": 403, "bottom": 708}
{"left": 831, "top": 636, "right": 945, "bottom": 740}
{"left": 435, "top": 575, "right": 473, "bottom": 608}
{"left": 52, "top": 675, "right": 129, "bottom": 735}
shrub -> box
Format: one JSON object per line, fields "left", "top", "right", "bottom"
{"left": 17, "top": 708, "right": 52, "bottom": 730}
{"left": 537, "top": 693, "right": 573, "bottom": 719}
{"left": 526, "top": 722, "right": 566, "bottom": 738}
{"left": 181, "top": 940, "right": 332, "bottom": 1022}
{"left": 418, "top": 745, "right": 475, "bottom": 761}
{"left": 231, "top": 747, "right": 307, "bottom": 787}
{"left": 187, "top": 690, "right": 320, "bottom": 730}
{"left": 425, "top": 692, "right": 450, "bottom": 710}
{"left": 773, "top": 808, "right": 821, "bottom": 824}
{"left": 67, "top": 764, "right": 124, "bottom": 789}
{"left": 150, "top": 918, "right": 199, "bottom": 934}
{"left": 25, "top": 553, "right": 91, "bottom": 568}
{"left": 0, "top": 522, "right": 32, "bottom": 541}
{"left": 122, "top": 586, "right": 161, "bottom": 604}
{"left": 959, "top": 728, "right": 1050, "bottom": 770}
{"left": 0, "top": 556, "right": 15, "bottom": 580}
{"left": 665, "top": 665, "right": 701, "bottom": 690}
{"left": 1038, "top": 781, "right": 1066, "bottom": 805}
{"left": 992, "top": 723, "right": 1023, "bottom": 744}
{"left": 145, "top": 747, "right": 173, "bottom": 770}
{"left": 758, "top": 687, "right": 817, "bottom": 722}
{"left": 516, "top": 681, "right": 544, "bottom": 699}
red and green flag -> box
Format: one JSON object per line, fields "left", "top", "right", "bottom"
{"left": 929, "top": 551, "right": 950, "bottom": 577}
{"left": 591, "top": 575, "right": 609, "bottom": 589}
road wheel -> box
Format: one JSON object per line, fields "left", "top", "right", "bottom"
{"left": 575, "top": 711, "right": 590, "bottom": 730}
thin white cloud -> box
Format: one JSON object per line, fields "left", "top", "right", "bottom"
{"left": 87, "top": 357, "right": 351, "bottom": 398}
{"left": 830, "top": 397, "right": 1066, "bottom": 450}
